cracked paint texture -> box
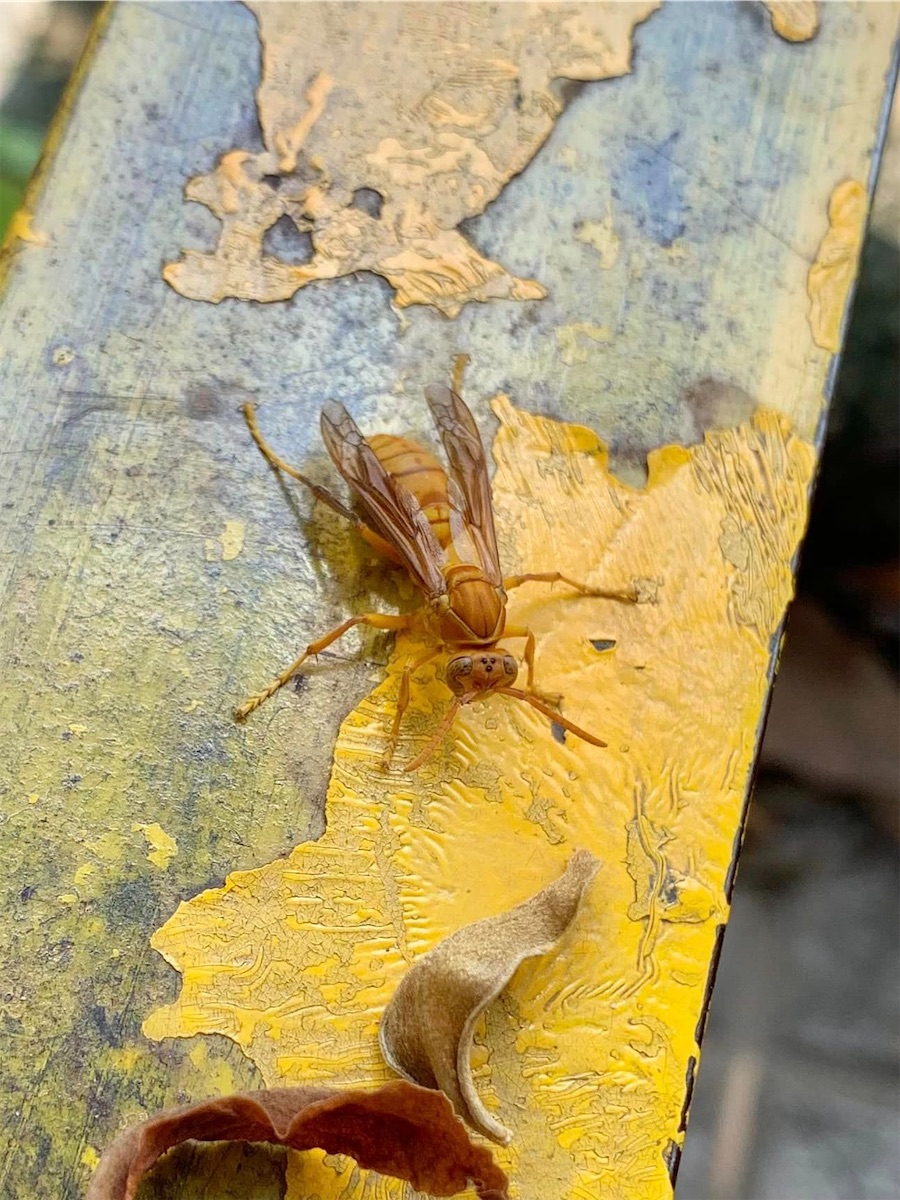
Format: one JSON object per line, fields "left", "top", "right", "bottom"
{"left": 164, "top": 1, "right": 659, "bottom": 317}
{"left": 144, "top": 400, "right": 815, "bottom": 1199}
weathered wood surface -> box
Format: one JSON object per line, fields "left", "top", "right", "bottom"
{"left": 0, "top": 3, "right": 896, "bottom": 1198}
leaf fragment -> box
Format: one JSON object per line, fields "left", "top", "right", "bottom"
{"left": 379, "top": 849, "right": 600, "bottom": 1144}
{"left": 87, "top": 1079, "right": 508, "bottom": 1200}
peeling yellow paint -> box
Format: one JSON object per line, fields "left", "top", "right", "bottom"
{"left": 68, "top": 723, "right": 88, "bottom": 737}
{"left": 145, "top": 399, "right": 814, "bottom": 1200}
{"left": 59, "top": 893, "right": 78, "bottom": 906}
{"left": 221, "top": 518, "right": 246, "bottom": 561}
{"left": 764, "top": 1, "right": 819, "bottom": 43}
{"left": 133, "top": 822, "right": 178, "bottom": 871}
{"left": 576, "top": 206, "right": 620, "bottom": 269}
{"left": 80, "top": 1145, "right": 101, "bottom": 1171}
{"left": 3, "top": 210, "right": 49, "bottom": 249}
{"left": 27, "top": 793, "right": 40, "bottom": 805}
{"left": 205, "top": 518, "right": 247, "bottom": 562}
{"left": 74, "top": 864, "right": 94, "bottom": 887}
{"left": 187, "top": 1039, "right": 237, "bottom": 1096}
{"left": 164, "top": 2, "right": 659, "bottom": 316}
{"left": 807, "top": 179, "right": 867, "bottom": 352}
{"left": 557, "top": 321, "right": 613, "bottom": 365}
{"left": 108, "top": 1046, "right": 142, "bottom": 1072}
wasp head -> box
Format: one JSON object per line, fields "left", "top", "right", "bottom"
{"left": 445, "top": 651, "right": 518, "bottom": 698}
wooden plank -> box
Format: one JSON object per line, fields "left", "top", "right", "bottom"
{"left": 0, "top": 3, "right": 895, "bottom": 1198}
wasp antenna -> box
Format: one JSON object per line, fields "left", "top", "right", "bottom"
{"left": 498, "top": 687, "right": 607, "bottom": 749}
{"left": 402, "top": 699, "right": 462, "bottom": 772}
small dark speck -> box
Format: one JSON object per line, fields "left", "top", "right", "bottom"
{"left": 69, "top": 651, "right": 84, "bottom": 662}
{"left": 64, "top": 774, "right": 82, "bottom": 788}
{"left": 262, "top": 174, "right": 283, "bottom": 191}
{"left": 143, "top": 102, "right": 161, "bottom": 122}
{"left": 124, "top": 465, "right": 143, "bottom": 477}
{"left": 47, "top": 519, "right": 56, "bottom": 527}
{"left": 635, "top": 664, "right": 646, "bottom": 671}
{"left": 20, "top": 885, "right": 36, "bottom": 902}
{"left": 293, "top": 674, "right": 309, "bottom": 694}
{"left": 551, "top": 722, "right": 566, "bottom": 745}
{"left": 591, "top": 638, "right": 617, "bottom": 652}
{"left": 61, "top": 730, "right": 72, "bottom": 742}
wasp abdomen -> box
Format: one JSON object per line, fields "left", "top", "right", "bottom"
{"left": 367, "top": 434, "right": 454, "bottom": 549}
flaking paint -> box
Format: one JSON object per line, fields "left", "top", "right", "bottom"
{"left": 145, "top": 399, "right": 815, "bottom": 1199}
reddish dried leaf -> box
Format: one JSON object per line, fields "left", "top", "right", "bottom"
{"left": 87, "top": 1079, "right": 508, "bottom": 1200}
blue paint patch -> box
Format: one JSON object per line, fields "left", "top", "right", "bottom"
{"left": 615, "top": 133, "right": 688, "bottom": 248}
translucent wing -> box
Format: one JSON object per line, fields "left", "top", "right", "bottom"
{"left": 424, "top": 384, "right": 502, "bottom": 587}
{"left": 320, "top": 401, "right": 447, "bottom": 600}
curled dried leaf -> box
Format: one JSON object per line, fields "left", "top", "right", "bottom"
{"left": 87, "top": 1079, "right": 508, "bottom": 1200}
{"left": 379, "top": 849, "right": 600, "bottom": 1144}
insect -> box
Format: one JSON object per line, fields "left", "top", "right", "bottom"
{"left": 235, "top": 359, "right": 640, "bottom": 770}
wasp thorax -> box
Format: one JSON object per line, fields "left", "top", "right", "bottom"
{"left": 446, "top": 651, "right": 518, "bottom": 696}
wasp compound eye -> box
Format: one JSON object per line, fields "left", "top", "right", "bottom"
{"left": 446, "top": 656, "right": 474, "bottom": 695}
{"left": 502, "top": 654, "right": 518, "bottom": 679}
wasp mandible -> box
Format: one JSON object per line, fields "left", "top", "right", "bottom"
{"left": 236, "top": 359, "right": 641, "bottom": 770}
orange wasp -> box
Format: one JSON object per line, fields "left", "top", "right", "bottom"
{"left": 235, "top": 360, "right": 639, "bottom": 770}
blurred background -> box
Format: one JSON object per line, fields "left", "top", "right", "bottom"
{"left": 1, "top": 5, "right": 897, "bottom": 1198}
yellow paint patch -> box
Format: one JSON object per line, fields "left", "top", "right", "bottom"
{"left": 68, "top": 723, "right": 88, "bottom": 737}
{"left": 807, "top": 179, "right": 867, "bottom": 352}
{"left": 58, "top": 893, "right": 78, "bottom": 906}
{"left": 576, "top": 207, "right": 620, "bottom": 269}
{"left": 764, "top": 1, "right": 819, "bottom": 42}
{"left": 73, "top": 864, "right": 94, "bottom": 887}
{"left": 557, "top": 321, "right": 613, "bottom": 365}
{"left": 108, "top": 1046, "right": 143, "bottom": 1072}
{"left": 205, "top": 519, "right": 246, "bottom": 562}
{"left": 145, "top": 399, "right": 814, "bottom": 1200}
{"left": 188, "top": 1039, "right": 237, "bottom": 1096}
{"left": 134, "top": 823, "right": 178, "bottom": 870}
{"left": 164, "top": 2, "right": 659, "bottom": 316}
{"left": 80, "top": 1145, "right": 101, "bottom": 1171}
{"left": 4, "top": 210, "right": 49, "bottom": 249}
{"left": 27, "top": 793, "right": 40, "bottom": 805}
{"left": 221, "top": 519, "right": 246, "bottom": 561}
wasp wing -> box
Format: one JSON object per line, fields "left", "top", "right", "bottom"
{"left": 320, "top": 401, "right": 447, "bottom": 600}
{"left": 424, "top": 384, "right": 502, "bottom": 587}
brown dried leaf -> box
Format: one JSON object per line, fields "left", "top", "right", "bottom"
{"left": 87, "top": 1079, "right": 508, "bottom": 1200}
{"left": 379, "top": 850, "right": 600, "bottom": 1144}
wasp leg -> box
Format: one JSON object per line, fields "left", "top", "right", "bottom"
{"left": 403, "top": 698, "right": 463, "bottom": 773}
{"left": 244, "top": 402, "right": 400, "bottom": 560}
{"left": 243, "top": 403, "right": 355, "bottom": 516}
{"left": 498, "top": 687, "right": 607, "bottom": 749}
{"left": 235, "top": 613, "right": 413, "bottom": 722}
{"left": 451, "top": 353, "right": 470, "bottom": 397}
{"left": 381, "top": 645, "right": 441, "bottom": 771}
{"left": 501, "top": 624, "right": 563, "bottom": 708}
{"left": 504, "top": 572, "right": 639, "bottom": 603}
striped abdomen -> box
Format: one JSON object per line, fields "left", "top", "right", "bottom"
{"left": 367, "top": 434, "right": 453, "bottom": 550}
